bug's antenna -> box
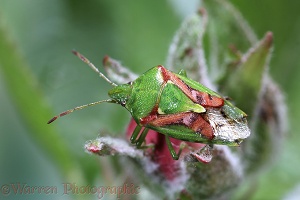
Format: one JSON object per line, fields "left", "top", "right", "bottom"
{"left": 72, "top": 50, "right": 118, "bottom": 87}
{"left": 47, "top": 99, "right": 116, "bottom": 124}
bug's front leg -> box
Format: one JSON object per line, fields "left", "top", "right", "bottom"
{"left": 130, "top": 125, "right": 150, "bottom": 148}
{"left": 165, "top": 136, "right": 187, "bottom": 160}
{"left": 136, "top": 128, "right": 149, "bottom": 148}
{"left": 130, "top": 125, "right": 142, "bottom": 144}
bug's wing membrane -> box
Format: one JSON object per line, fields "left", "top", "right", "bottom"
{"left": 206, "top": 108, "right": 251, "bottom": 143}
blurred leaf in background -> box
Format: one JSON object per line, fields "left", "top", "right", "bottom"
{"left": 0, "top": 0, "right": 299, "bottom": 199}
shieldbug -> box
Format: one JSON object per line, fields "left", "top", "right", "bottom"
{"left": 48, "top": 51, "right": 250, "bottom": 160}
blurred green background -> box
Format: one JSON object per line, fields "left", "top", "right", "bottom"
{"left": 0, "top": 0, "right": 299, "bottom": 199}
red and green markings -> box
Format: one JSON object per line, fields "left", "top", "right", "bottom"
{"left": 48, "top": 51, "right": 250, "bottom": 160}
{"left": 130, "top": 66, "right": 224, "bottom": 140}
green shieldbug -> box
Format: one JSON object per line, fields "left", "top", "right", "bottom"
{"left": 48, "top": 51, "right": 250, "bottom": 160}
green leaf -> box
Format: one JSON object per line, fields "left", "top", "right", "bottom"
{"left": 203, "top": 0, "right": 258, "bottom": 80}
{"left": 223, "top": 32, "right": 273, "bottom": 115}
{"left": 0, "top": 22, "right": 81, "bottom": 180}
{"left": 166, "top": 9, "right": 213, "bottom": 87}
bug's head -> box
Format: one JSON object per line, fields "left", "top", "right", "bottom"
{"left": 108, "top": 83, "right": 132, "bottom": 106}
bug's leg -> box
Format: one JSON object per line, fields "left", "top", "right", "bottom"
{"left": 130, "top": 125, "right": 142, "bottom": 144}
{"left": 136, "top": 128, "right": 149, "bottom": 148}
{"left": 130, "top": 125, "right": 150, "bottom": 148}
{"left": 165, "top": 136, "right": 187, "bottom": 160}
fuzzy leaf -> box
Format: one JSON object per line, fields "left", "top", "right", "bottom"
{"left": 85, "top": 136, "right": 144, "bottom": 158}
{"left": 166, "top": 8, "right": 215, "bottom": 89}
{"left": 243, "top": 76, "right": 288, "bottom": 174}
{"left": 203, "top": 0, "right": 258, "bottom": 80}
{"left": 103, "top": 55, "right": 138, "bottom": 84}
{"left": 223, "top": 32, "right": 273, "bottom": 115}
{"left": 184, "top": 146, "right": 242, "bottom": 199}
